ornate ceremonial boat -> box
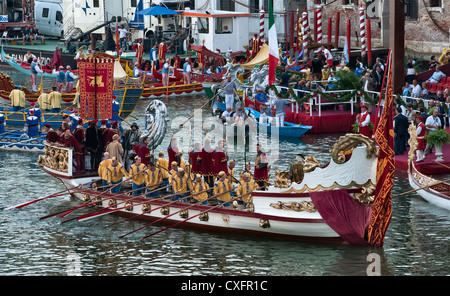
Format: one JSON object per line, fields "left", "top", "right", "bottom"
{"left": 38, "top": 133, "right": 384, "bottom": 245}
{"left": 407, "top": 123, "right": 450, "bottom": 211}
{"left": 1, "top": 47, "right": 80, "bottom": 79}
{"left": 0, "top": 130, "right": 46, "bottom": 151}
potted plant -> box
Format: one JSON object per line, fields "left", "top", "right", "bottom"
{"left": 426, "top": 129, "right": 450, "bottom": 162}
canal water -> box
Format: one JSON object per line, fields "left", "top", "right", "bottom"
{"left": 0, "top": 65, "right": 448, "bottom": 278}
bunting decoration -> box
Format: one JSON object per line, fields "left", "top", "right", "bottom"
{"left": 78, "top": 58, "right": 115, "bottom": 120}
{"left": 367, "top": 50, "right": 394, "bottom": 247}
{"left": 268, "top": 0, "right": 279, "bottom": 85}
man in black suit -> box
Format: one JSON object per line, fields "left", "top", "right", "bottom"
{"left": 394, "top": 106, "right": 409, "bottom": 155}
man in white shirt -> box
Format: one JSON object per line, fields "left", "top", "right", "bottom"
{"left": 118, "top": 25, "right": 128, "bottom": 51}
{"left": 321, "top": 45, "right": 333, "bottom": 67}
{"left": 424, "top": 109, "right": 442, "bottom": 155}
{"left": 410, "top": 79, "right": 422, "bottom": 98}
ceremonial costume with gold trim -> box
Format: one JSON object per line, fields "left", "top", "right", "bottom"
{"left": 129, "top": 163, "right": 147, "bottom": 196}
{"left": 192, "top": 178, "right": 209, "bottom": 204}
{"left": 145, "top": 167, "right": 162, "bottom": 197}
{"left": 9, "top": 89, "right": 26, "bottom": 111}
{"left": 98, "top": 158, "right": 112, "bottom": 186}
{"left": 237, "top": 179, "right": 257, "bottom": 204}
{"left": 48, "top": 90, "right": 62, "bottom": 112}
{"left": 107, "top": 163, "right": 129, "bottom": 193}
{"left": 172, "top": 174, "right": 191, "bottom": 202}
{"left": 214, "top": 179, "right": 232, "bottom": 206}
{"left": 156, "top": 156, "right": 169, "bottom": 185}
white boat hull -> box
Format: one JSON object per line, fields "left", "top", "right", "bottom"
{"left": 408, "top": 163, "right": 450, "bottom": 211}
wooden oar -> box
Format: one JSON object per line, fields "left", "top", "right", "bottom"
{"left": 118, "top": 187, "right": 214, "bottom": 238}
{"left": 65, "top": 183, "right": 169, "bottom": 223}
{"left": 103, "top": 188, "right": 193, "bottom": 229}
{"left": 392, "top": 177, "right": 450, "bottom": 199}
{"left": 140, "top": 196, "right": 240, "bottom": 241}
{"left": 39, "top": 176, "right": 132, "bottom": 220}
{"left": 58, "top": 181, "right": 157, "bottom": 221}
{"left": 7, "top": 179, "right": 100, "bottom": 210}
{"left": 130, "top": 187, "right": 233, "bottom": 236}
{"left": 77, "top": 185, "right": 187, "bottom": 223}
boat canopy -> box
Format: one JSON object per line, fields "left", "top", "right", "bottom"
{"left": 240, "top": 43, "right": 269, "bottom": 69}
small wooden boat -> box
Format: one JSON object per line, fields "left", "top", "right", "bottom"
{"left": 408, "top": 160, "right": 450, "bottom": 211}
{"left": 407, "top": 123, "right": 450, "bottom": 211}
{"left": 0, "top": 130, "right": 46, "bottom": 151}
{"left": 245, "top": 107, "right": 312, "bottom": 138}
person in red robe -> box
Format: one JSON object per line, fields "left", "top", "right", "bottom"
{"left": 213, "top": 140, "right": 228, "bottom": 177}
{"left": 61, "top": 129, "right": 85, "bottom": 175}
{"left": 357, "top": 104, "right": 372, "bottom": 138}
{"left": 189, "top": 143, "right": 202, "bottom": 175}
{"left": 42, "top": 124, "right": 59, "bottom": 144}
{"left": 415, "top": 116, "right": 426, "bottom": 162}
{"left": 167, "top": 137, "right": 179, "bottom": 170}
{"left": 133, "top": 136, "right": 151, "bottom": 166}
{"left": 132, "top": 38, "right": 144, "bottom": 68}
{"left": 201, "top": 139, "right": 215, "bottom": 187}
{"left": 73, "top": 118, "right": 85, "bottom": 152}
{"left": 158, "top": 40, "right": 169, "bottom": 69}
{"left": 254, "top": 144, "right": 269, "bottom": 189}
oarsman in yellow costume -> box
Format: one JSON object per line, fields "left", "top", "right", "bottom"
{"left": 214, "top": 171, "right": 232, "bottom": 207}
{"left": 98, "top": 152, "right": 112, "bottom": 188}
{"left": 37, "top": 91, "right": 50, "bottom": 112}
{"left": 237, "top": 172, "right": 257, "bottom": 206}
{"left": 129, "top": 155, "right": 147, "bottom": 196}
{"left": 227, "top": 159, "right": 238, "bottom": 184}
{"left": 48, "top": 86, "right": 63, "bottom": 113}
{"left": 177, "top": 150, "right": 186, "bottom": 169}
{"left": 145, "top": 162, "right": 162, "bottom": 198}
{"left": 192, "top": 174, "right": 209, "bottom": 205}
{"left": 107, "top": 156, "right": 129, "bottom": 193}
{"left": 155, "top": 150, "right": 169, "bottom": 180}
{"left": 184, "top": 161, "right": 194, "bottom": 183}
{"left": 172, "top": 168, "right": 191, "bottom": 202}
{"left": 9, "top": 86, "right": 26, "bottom": 111}
{"left": 168, "top": 161, "right": 178, "bottom": 186}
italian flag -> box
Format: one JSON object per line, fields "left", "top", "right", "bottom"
{"left": 268, "top": 0, "right": 279, "bottom": 85}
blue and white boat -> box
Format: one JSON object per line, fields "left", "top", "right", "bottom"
{"left": 0, "top": 130, "right": 46, "bottom": 152}
{"left": 245, "top": 108, "right": 312, "bottom": 138}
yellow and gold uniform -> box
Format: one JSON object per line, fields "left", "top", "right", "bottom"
{"left": 214, "top": 178, "right": 232, "bottom": 203}
{"left": 107, "top": 163, "right": 129, "bottom": 184}
{"left": 156, "top": 156, "right": 169, "bottom": 180}
{"left": 129, "top": 162, "right": 147, "bottom": 186}
{"left": 48, "top": 90, "right": 62, "bottom": 110}
{"left": 192, "top": 177, "right": 209, "bottom": 203}
{"left": 145, "top": 167, "right": 162, "bottom": 191}
{"left": 98, "top": 158, "right": 112, "bottom": 184}
{"left": 237, "top": 177, "right": 257, "bottom": 204}
{"left": 9, "top": 89, "right": 26, "bottom": 108}
{"left": 172, "top": 173, "right": 191, "bottom": 195}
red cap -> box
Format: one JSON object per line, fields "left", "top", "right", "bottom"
{"left": 417, "top": 116, "right": 423, "bottom": 122}
{"left": 361, "top": 104, "right": 368, "bottom": 109}
{"left": 101, "top": 119, "right": 107, "bottom": 125}
{"left": 44, "top": 124, "right": 51, "bottom": 128}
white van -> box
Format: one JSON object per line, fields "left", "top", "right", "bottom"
{"left": 35, "top": 0, "right": 63, "bottom": 38}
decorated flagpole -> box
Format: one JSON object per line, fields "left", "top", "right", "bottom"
{"left": 259, "top": 6, "right": 265, "bottom": 45}
{"left": 302, "top": 8, "right": 308, "bottom": 62}
{"left": 359, "top": 3, "right": 366, "bottom": 59}
{"left": 317, "top": 5, "right": 322, "bottom": 55}
{"left": 327, "top": 17, "right": 332, "bottom": 51}
{"left": 347, "top": 19, "right": 351, "bottom": 63}
{"left": 335, "top": 11, "right": 340, "bottom": 48}
{"left": 366, "top": 18, "right": 372, "bottom": 66}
